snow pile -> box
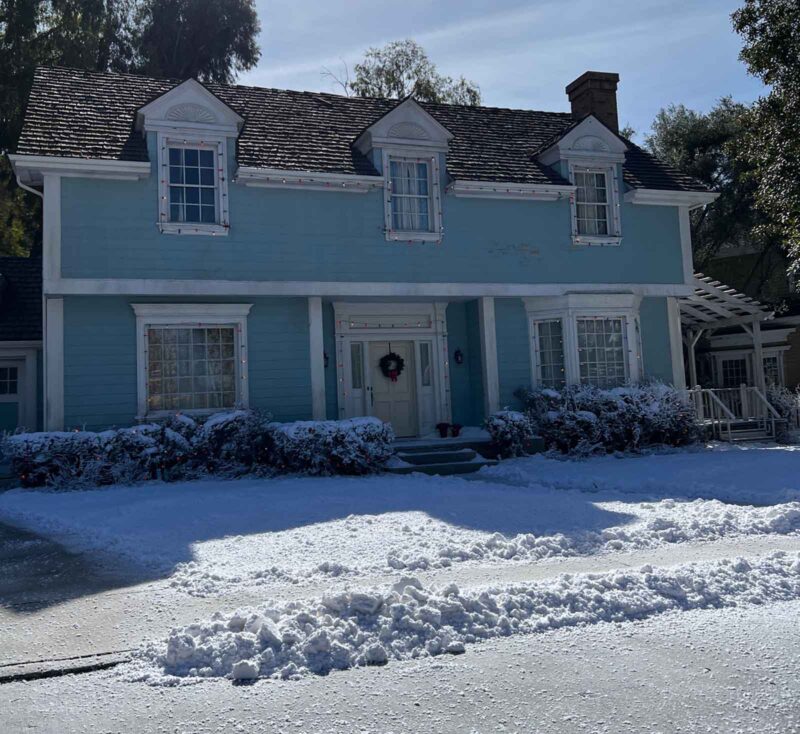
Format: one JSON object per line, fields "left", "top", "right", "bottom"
{"left": 126, "top": 552, "right": 800, "bottom": 683}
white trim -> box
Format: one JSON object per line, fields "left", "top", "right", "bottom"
{"left": 678, "top": 207, "right": 694, "bottom": 285}
{"left": 236, "top": 167, "right": 383, "bottom": 194}
{"left": 44, "top": 278, "right": 695, "bottom": 298}
{"left": 0, "top": 340, "right": 42, "bottom": 349}
{"left": 353, "top": 98, "right": 453, "bottom": 156}
{"left": 43, "top": 174, "right": 61, "bottom": 283}
{"left": 478, "top": 297, "right": 500, "bottom": 414}
{"left": 10, "top": 154, "right": 151, "bottom": 185}
{"left": 332, "top": 301, "right": 451, "bottom": 434}
{"left": 667, "top": 296, "right": 686, "bottom": 389}
{"left": 625, "top": 188, "right": 719, "bottom": 210}
{"left": 446, "top": 179, "right": 575, "bottom": 201}
{"left": 523, "top": 293, "right": 642, "bottom": 386}
{"left": 383, "top": 151, "right": 444, "bottom": 242}
{"left": 131, "top": 303, "right": 252, "bottom": 420}
{"left": 537, "top": 116, "right": 627, "bottom": 167}
{"left": 308, "top": 296, "right": 326, "bottom": 420}
{"left": 0, "top": 347, "right": 38, "bottom": 430}
{"left": 707, "top": 327, "right": 794, "bottom": 349}
{"left": 44, "top": 297, "right": 64, "bottom": 430}
{"left": 156, "top": 133, "right": 230, "bottom": 236}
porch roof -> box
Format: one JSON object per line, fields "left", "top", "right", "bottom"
{"left": 679, "top": 273, "right": 773, "bottom": 331}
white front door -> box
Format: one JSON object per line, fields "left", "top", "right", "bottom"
{"left": 0, "top": 361, "right": 24, "bottom": 432}
{"left": 368, "top": 341, "right": 417, "bottom": 438}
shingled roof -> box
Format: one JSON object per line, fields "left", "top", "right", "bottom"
{"left": 16, "top": 66, "right": 709, "bottom": 191}
{"left": 0, "top": 257, "right": 42, "bottom": 342}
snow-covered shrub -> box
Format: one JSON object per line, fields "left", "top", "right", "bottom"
{"left": 483, "top": 411, "right": 537, "bottom": 458}
{"left": 767, "top": 385, "right": 800, "bottom": 422}
{"left": 269, "top": 417, "right": 394, "bottom": 475}
{"left": 192, "top": 410, "right": 273, "bottom": 476}
{"left": 514, "top": 383, "right": 698, "bottom": 456}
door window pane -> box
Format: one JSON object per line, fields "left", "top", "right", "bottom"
{"left": 763, "top": 355, "right": 781, "bottom": 386}
{"left": 350, "top": 343, "right": 364, "bottom": 389}
{"left": 0, "top": 367, "right": 18, "bottom": 395}
{"left": 534, "top": 320, "right": 566, "bottom": 388}
{"left": 576, "top": 317, "right": 627, "bottom": 388}
{"left": 147, "top": 326, "right": 236, "bottom": 411}
{"left": 721, "top": 358, "right": 748, "bottom": 388}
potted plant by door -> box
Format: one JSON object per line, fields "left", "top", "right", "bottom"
{"left": 436, "top": 422, "right": 450, "bottom": 438}
{"left": 450, "top": 423, "right": 463, "bottom": 438}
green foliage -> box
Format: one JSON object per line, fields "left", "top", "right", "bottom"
{"left": 350, "top": 39, "right": 481, "bottom": 105}
{"left": 0, "top": 0, "right": 261, "bottom": 256}
{"left": 732, "top": 0, "right": 800, "bottom": 278}
{"left": 644, "top": 97, "right": 784, "bottom": 286}
{"left": 132, "top": 0, "right": 260, "bottom": 84}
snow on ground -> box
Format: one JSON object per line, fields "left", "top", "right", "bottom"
{"left": 482, "top": 442, "right": 800, "bottom": 504}
{"left": 124, "top": 551, "right": 800, "bottom": 683}
{"left": 0, "top": 445, "right": 799, "bottom": 597}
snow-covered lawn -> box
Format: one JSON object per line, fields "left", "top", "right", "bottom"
{"left": 0, "top": 444, "right": 798, "bottom": 599}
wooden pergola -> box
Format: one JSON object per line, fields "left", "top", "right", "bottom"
{"left": 679, "top": 273, "right": 774, "bottom": 391}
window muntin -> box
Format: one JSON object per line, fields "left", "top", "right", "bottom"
{"left": 350, "top": 342, "right": 364, "bottom": 390}
{"left": 534, "top": 320, "right": 566, "bottom": 388}
{"left": 146, "top": 325, "right": 236, "bottom": 412}
{"left": 576, "top": 317, "right": 628, "bottom": 388}
{"left": 0, "top": 366, "right": 18, "bottom": 395}
{"left": 721, "top": 357, "right": 748, "bottom": 388}
{"left": 574, "top": 170, "right": 610, "bottom": 236}
{"left": 168, "top": 147, "right": 217, "bottom": 224}
{"left": 763, "top": 355, "right": 781, "bottom": 386}
{"left": 389, "top": 159, "right": 432, "bottom": 232}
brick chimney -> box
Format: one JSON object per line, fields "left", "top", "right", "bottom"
{"left": 565, "top": 71, "right": 620, "bottom": 133}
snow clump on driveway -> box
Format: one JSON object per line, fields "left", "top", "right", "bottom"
{"left": 126, "top": 551, "right": 800, "bottom": 684}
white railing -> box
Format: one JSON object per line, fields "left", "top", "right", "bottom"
{"left": 685, "top": 384, "right": 782, "bottom": 441}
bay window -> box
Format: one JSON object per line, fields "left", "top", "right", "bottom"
{"left": 532, "top": 319, "right": 567, "bottom": 389}
{"left": 576, "top": 317, "right": 628, "bottom": 388}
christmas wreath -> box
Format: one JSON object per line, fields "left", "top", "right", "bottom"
{"left": 379, "top": 352, "right": 405, "bottom": 382}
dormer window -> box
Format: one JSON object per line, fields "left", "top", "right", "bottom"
{"left": 168, "top": 146, "right": 218, "bottom": 224}
{"left": 574, "top": 169, "right": 610, "bottom": 236}
{"left": 389, "top": 158, "right": 433, "bottom": 232}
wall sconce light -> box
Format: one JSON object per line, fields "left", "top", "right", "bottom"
{"left": 324, "top": 351, "right": 329, "bottom": 369}
{"left": 454, "top": 348, "right": 464, "bottom": 365}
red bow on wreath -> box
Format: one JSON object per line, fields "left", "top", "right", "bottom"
{"left": 379, "top": 351, "right": 405, "bottom": 382}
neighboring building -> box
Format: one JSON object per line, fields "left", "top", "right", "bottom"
{"left": 8, "top": 66, "right": 715, "bottom": 436}
{"left": 696, "top": 245, "right": 800, "bottom": 390}
{"left": 0, "top": 257, "right": 42, "bottom": 431}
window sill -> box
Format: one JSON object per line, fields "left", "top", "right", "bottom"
{"left": 158, "top": 222, "right": 229, "bottom": 237}
{"left": 572, "top": 235, "right": 622, "bottom": 247}
{"left": 386, "top": 230, "right": 442, "bottom": 243}
{"left": 138, "top": 406, "right": 239, "bottom": 421}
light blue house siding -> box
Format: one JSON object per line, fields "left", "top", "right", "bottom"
{"left": 63, "top": 295, "right": 312, "bottom": 430}
{"left": 59, "top": 152, "right": 684, "bottom": 287}
{"left": 639, "top": 297, "right": 675, "bottom": 384}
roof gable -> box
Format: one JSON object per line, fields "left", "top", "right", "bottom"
{"left": 537, "top": 115, "right": 627, "bottom": 166}
{"left": 353, "top": 97, "right": 454, "bottom": 155}
{"left": 136, "top": 78, "right": 244, "bottom": 135}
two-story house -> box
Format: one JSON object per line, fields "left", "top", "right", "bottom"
{"left": 8, "top": 67, "right": 715, "bottom": 437}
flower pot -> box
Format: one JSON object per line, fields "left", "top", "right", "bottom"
{"left": 450, "top": 424, "right": 463, "bottom": 438}
{"left": 436, "top": 423, "right": 450, "bottom": 438}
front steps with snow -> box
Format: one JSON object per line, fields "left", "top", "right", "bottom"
{"left": 386, "top": 436, "right": 505, "bottom": 476}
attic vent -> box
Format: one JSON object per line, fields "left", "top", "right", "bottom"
{"left": 572, "top": 135, "right": 610, "bottom": 153}
{"left": 166, "top": 103, "right": 218, "bottom": 124}
{"left": 388, "top": 122, "right": 430, "bottom": 140}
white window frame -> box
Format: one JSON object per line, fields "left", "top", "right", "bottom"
{"left": 131, "top": 303, "right": 251, "bottom": 420}
{"left": 531, "top": 318, "right": 568, "bottom": 390}
{"left": 382, "top": 150, "right": 443, "bottom": 243}
{"left": 711, "top": 347, "right": 788, "bottom": 389}
{"left": 157, "top": 132, "right": 230, "bottom": 237}
{"left": 524, "top": 295, "right": 642, "bottom": 388}
{"left": 568, "top": 161, "right": 622, "bottom": 247}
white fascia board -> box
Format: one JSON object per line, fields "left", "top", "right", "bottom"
{"left": 131, "top": 303, "right": 252, "bottom": 318}
{"left": 537, "top": 115, "right": 628, "bottom": 166}
{"left": 624, "top": 188, "right": 719, "bottom": 209}
{"left": 447, "top": 179, "right": 575, "bottom": 201}
{"left": 137, "top": 78, "right": 243, "bottom": 132}
{"left": 48, "top": 278, "right": 694, "bottom": 298}
{"left": 236, "top": 166, "right": 383, "bottom": 193}
{"left": 9, "top": 154, "right": 151, "bottom": 184}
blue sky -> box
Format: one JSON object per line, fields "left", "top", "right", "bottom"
{"left": 243, "top": 0, "right": 765, "bottom": 141}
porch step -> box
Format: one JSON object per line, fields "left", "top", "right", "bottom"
{"left": 387, "top": 458, "right": 498, "bottom": 476}
{"left": 397, "top": 448, "right": 478, "bottom": 466}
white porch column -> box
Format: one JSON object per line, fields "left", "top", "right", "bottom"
{"left": 666, "top": 297, "right": 686, "bottom": 389}
{"left": 44, "top": 296, "right": 64, "bottom": 430}
{"left": 308, "top": 296, "right": 326, "bottom": 420}
{"left": 685, "top": 328, "right": 703, "bottom": 388}
{"left": 478, "top": 296, "right": 500, "bottom": 416}
{"left": 751, "top": 319, "right": 766, "bottom": 393}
